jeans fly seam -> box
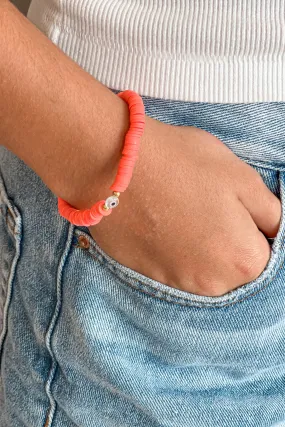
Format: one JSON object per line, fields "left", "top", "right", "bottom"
{"left": 43, "top": 222, "right": 75, "bottom": 427}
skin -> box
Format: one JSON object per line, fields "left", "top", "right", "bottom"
{"left": 0, "top": 0, "right": 281, "bottom": 296}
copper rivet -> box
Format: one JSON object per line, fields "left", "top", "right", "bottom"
{"left": 78, "top": 235, "right": 90, "bottom": 249}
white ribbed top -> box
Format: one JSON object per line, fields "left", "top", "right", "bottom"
{"left": 27, "top": 0, "right": 285, "bottom": 103}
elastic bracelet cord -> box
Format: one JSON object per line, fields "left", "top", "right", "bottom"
{"left": 57, "top": 90, "right": 145, "bottom": 226}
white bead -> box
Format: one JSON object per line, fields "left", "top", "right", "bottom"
{"left": 105, "top": 196, "right": 119, "bottom": 209}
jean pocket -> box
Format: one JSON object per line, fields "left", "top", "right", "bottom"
{"left": 73, "top": 166, "right": 285, "bottom": 309}
{"left": 0, "top": 171, "right": 22, "bottom": 361}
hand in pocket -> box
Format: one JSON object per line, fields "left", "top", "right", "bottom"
{"left": 88, "top": 117, "right": 281, "bottom": 297}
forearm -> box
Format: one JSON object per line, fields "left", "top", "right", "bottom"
{"left": 0, "top": 0, "right": 133, "bottom": 208}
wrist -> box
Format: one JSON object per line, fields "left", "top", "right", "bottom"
{"left": 57, "top": 94, "right": 129, "bottom": 208}
{"left": 60, "top": 90, "right": 149, "bottom": 211}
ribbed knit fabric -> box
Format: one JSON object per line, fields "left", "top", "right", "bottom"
{"left": 27, "top": 0, "right": 285, "bottom": 103}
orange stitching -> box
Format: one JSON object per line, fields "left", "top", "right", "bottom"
{"left": 44, "top": 415, "right": 50, "bottom": 427}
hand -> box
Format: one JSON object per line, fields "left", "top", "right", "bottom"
{"left": 87, "top": 117, "right": 281, "bottom": 297}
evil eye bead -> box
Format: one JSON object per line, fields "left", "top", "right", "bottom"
{"left": 104, "top": 196, "right": 119, "bottom": 209}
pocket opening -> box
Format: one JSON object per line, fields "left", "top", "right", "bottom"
{"left": 74, "top": 170, "right": 285, "bottom": 308}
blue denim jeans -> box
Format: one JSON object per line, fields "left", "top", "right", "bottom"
{"left": 1, "top": 95, "right": 285, "bottom": 427}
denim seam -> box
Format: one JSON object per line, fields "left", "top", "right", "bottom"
{"left": 0, "top": 211, "right": 22, "bottom": 354}
{"left": 0, "top": 172, "right": 23, "bottom": 371}
{"left": 77, "top": 241, "right": 285, "bottom": 309}
{"left": 74, "top": 218, "right": 285, "bottom": 307}
{"left": 240, "top": 157, "right": 285, "bottom": 172}
{"left": 43, "top": 222, "right": 75, "bottom": 427}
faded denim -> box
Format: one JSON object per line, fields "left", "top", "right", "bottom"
{"left": 1, "top": 95, "right": 285, "bottom": 426}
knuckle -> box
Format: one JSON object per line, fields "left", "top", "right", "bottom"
{"left": 245, "top": 163, "right": 263, "bottom": 183}
{"left": 237, "top": 250, "right": 269, "bottom": 282}
{"left": 242, "top": 165, "right": 264, "bottom": 190}
{"left": 252, "top": 170, "right": 264, "bottom": 185}
{"left": 249, "top": 173, "right": 264, "bottom": 193}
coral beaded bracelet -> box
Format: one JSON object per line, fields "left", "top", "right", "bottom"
{"left": 57, "top": 90, "right": 145, "bottom": 226}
